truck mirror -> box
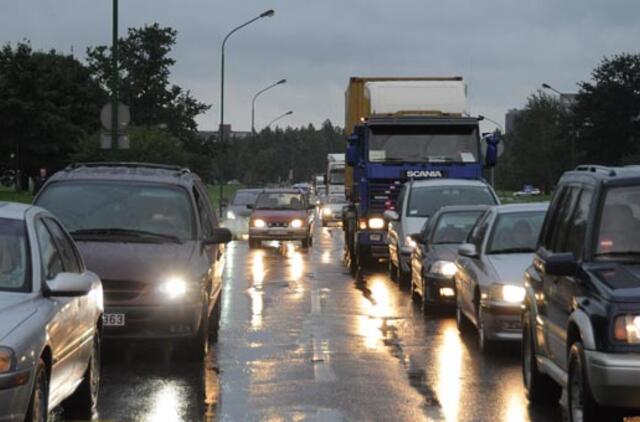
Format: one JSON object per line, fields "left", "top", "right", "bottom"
{"left": 346, "top": 144, "right": 358, "bottom": 167}
{"left": 483, "top": 131, "right": 501, "bottom": 168}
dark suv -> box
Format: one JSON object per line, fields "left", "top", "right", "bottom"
{"left": 522, "top": 165, "right": 640, "bottom": 421}
{"left": 34, "top": 162, "right": 231, "bottom": 359}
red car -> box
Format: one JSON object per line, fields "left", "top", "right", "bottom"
{"left": 248, "top": 189, "right": 315, "bottom": 248}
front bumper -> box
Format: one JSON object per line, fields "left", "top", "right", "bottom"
{"left": 103, "top": 302, "right": 202, "bottom": 340}
{"left": 223, "top": 217, "right": 250, "bottom": 238}
{"left": 480, "top": 301, "right": 522, "bottom": 341}
{"left": 0, "top": 369, "right": 32, "bottom": 422}
{"left": 585, "top": 350, "right": 640, "bottom": 408}
{"left": 249, "top": 227, "right": 309, "bottom": 241}
{"left": 357, "top": 231, "right": 388, "bottom": 258}
{"left": 423, "top": 274, "right": 456, "bottom": 305}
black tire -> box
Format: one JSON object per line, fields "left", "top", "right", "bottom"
{"left": 477, "top": 307, "right": 495, "bottom": 354}
{"left": 208, "top": 296, "right": 222, "bottom": 341}
{"left": 186, "top": 304, "right": 209, "bottom": 361}
{"left": 398, "top": 266, "right": 411, "bottom": 290}
{"left": 25, "top": 358, "right": 48, "bottom": 422}
{"left": 61, "top": 334, "right": 101, "bottom": 419}
{"left": 421, "top": 280, "right": 432, "bottom": 316}
{"left": 522, "top": 314, "right": 562, "bottom": 404}
{"left": 388, "top": 257, "right": 398, "bottom": 282}
{"left": 301, "top": 237, "right": 311, "bottom": 248}
{"left": 456, "top": 302, "right": 471, "bottom": 333}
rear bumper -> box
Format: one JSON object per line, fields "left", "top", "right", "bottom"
{"left": 585, "top": 350, "right": 640, "bottom": 408}
{"left": 103, "top": 302, "right": 203, "bottom": 340}
{"left": 423, "top": 274, "right": 456, "bottom": 305}
{"left": 357, "top": 231, "right": 388, "bottom": 258}
{"left": 480, "top": 301, "right": 522, "bottom": 341}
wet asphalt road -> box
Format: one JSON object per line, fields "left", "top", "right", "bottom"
{"left": 86, "top": 223, "right": 576, "bottom": 421}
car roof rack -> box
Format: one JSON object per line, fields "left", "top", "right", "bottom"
{"left": 575, "top": 165, "right": 616, "bottom": 177}
{"left": 66, "top": 162, "right": 191, "bottom": 174}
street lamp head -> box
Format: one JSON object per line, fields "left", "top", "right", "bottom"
{"left": 478, "top": 115, "right": 485, "bottom": 121}
{"left": 286, "top": 110, "right": 293, "bottom": 115}
{"left": 541, "top": 83, "right": 552, "bottom": 90}
{"left": 277, "top": 79, "right": 287, "bottom": 85}
{"left": 260, "top": 9, "right": 275, "bottom": 18}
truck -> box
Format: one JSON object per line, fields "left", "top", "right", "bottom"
{"left": 326, "top": 153, "right": 345, "bottom": 196}
{"left": 342, "top": 76, "right": 499, "bottom": 275}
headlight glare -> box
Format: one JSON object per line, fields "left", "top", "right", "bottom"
{"left": 0, "top": 348, "right": 15, "bottom": 374}
{"left": 226, "top": 210, "right": 236, "bottom": 220}
{"left": 404, "top": 236, "right": 417, "bottom": 249}
{"left": 614, "top": 315, "right": 640, "bottom": 343}
{"left": 502, "top": 285, "right": 525, "bottom": 303}
{"left": 431, "top": 260, "right": 457, "bottom": 277}
{"left": 291, "top": 219, "right": 303, "bottom": 229}
{"left": 322, "top": 207, "right": 332, "bottom": 216}
{"left": 368, "top": 217, "right": 384, "bottom": 230}
{"left": 159, "top": 277, "right": 188, "bottom": 299}
{"left": 253, "top": 219, "right": 266, "bottom": 228}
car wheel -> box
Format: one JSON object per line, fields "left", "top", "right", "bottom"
{"left": 61, "top": 333, "right": 101, "bottom": 419}
{"left": 522, "top": 313, "right": 562, "bottom": 404}
{"left": 388, "top": 258, "right": 398, "bottom": 282}
{"left": 456, "top": 302, "right": 471, "bottom": 333}
{"left": 186, "top": 304, "right": 209, "bottom": 361}
{"left": 25, "top": 358, "right": 48, "bottom": 422}
{"left": 398, "top": 267, "right": 411, "bottom": 290}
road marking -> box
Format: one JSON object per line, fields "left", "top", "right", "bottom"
{"left": 311, "top": 288, "right": 321, "bottom": 314}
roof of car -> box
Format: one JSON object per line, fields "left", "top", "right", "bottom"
{"left": 44, "top": 162, "right": 201, "bottom": 189}
{"left": 435, "top": 205, "right": 492, "bottom": 214}
{"left": 565, "top": 165, "right": 640, "bottom": 182}
{"left": 494, "top": 202, "right": 549, "bottom": 213}
{"left": 0, "top": 201, "right": 41, "bottom": 220}
{"left": 409, "top": 178, "right": 491, "bottom": 188}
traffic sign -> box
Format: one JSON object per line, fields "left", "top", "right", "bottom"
{"left": 100, "top": 103, "right": 130, "bottom": 131}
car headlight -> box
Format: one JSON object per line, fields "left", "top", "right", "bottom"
{"left": 322, "top": 207, "right": 332, "bottom": 216}
{"left": 368, "top": 217, "right": 384, "bottom": 230}
{"left": 253, "top": 219, "right": 266, "bottom": 228}
{"left": 0, "top": 348, "right": 15, "bottom": 374}
{"left": 159, "top": 276, "right": 188, "bottom": 300}
{"left": 614, "top": 314, "right": 640, "bottom": 343}
{"left": 431, "top": 260, "right": 457, "bottom": 277}
{"left": 404, "top": 235, "right": 417, "bottom": 249}
{"left": 226, "top": 210, "right": 236, "bottom": 220}
{"left": 291, "top": 219, "right": 303, "bottom": 229}
{"left": 502, "top": 285, "right": 525, "bottom": 303}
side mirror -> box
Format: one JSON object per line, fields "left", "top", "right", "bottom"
{"left": 246, "top": 204, "right": 253, "bottom": 209}
{"left": 544, "top": 252, "right": 577, "bottom": 276}
{"left": 383, "top": 209, "right": 400, "bottom": 221}
{"left": 346, "top": 140, "right": 358, "bottom": 167}
{"left": 46, "top": 272, "right": 96, "bottom": 297}
{"left": 458, "top": 243, "right": 478, "bottom": 258}
{"left": 204, "top": 228, "right": 233, "bottom": 245}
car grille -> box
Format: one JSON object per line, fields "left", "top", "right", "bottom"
{"left": 102, "top": 279, "right": 148, "bottom": 302}
{"left": 268, "top": 222, "right": 289, "bottom": 228}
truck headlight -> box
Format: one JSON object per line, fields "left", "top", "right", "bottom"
{"left": 0, "top": 348, "right": 15, "bottom": 374}
{"left": 159, "top": 277, "right": 188, "bottom": 300}
{"left": 502, "top": 285, "right": 525, "bottom": 303}
{"left": 291, "top": 219, "right": 303, "bottom": 229}
{"left": 431, "top": 260, "right": 457, "bottom": 277}
{"left": 226, "top": 210, "right": 236, "bottom": 220}
{"left": 368, "top": 217, "right": 384, "bottom": 230}
{"left": 614, "top": 315, "right": 640, "bottom": 343}
{"left": 322, "top": 207, "right": 332, "bottom": 216}
{"left": 253, "top": 219, "right": 266, "bottom": 228}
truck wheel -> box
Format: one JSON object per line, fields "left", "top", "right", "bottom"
{"left": 25, "top": 358, "right": 48, "bottom": 422}
{"left": 61, "top": 334, "right": 101, "bottom": 419}
{"left": 522, "top": 313, "right": 562, "bottom": 404}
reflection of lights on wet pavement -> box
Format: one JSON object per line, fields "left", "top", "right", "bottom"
{"left": 321, "top": 250, "right": 331, "bottom": 264}
{"left": 503, "top": 389, "right": 526, "bottom": 422}
{"left": 358, "top": 277, "right": 393, "bottom": 350}
{"left": 249, "top": 251, "right": 265, "bottom": 328}
{"left": 435, "top": 322, "right": 463, "bottom": 422}
{"left": 289, "top": 250, "right": 304, "bottom": 281}
{"left": 145, "top": 383, "right": 184, "bottom": 422}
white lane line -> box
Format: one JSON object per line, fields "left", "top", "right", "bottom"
{"left": 311, "top": 288, "right": 321, "bottom": 315}
{"left": 310, "top": 288, "right": 336, "bottom": 382}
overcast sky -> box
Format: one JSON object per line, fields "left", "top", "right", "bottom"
{"left": 1, "top": 1, "right": 639, "bottom": 132}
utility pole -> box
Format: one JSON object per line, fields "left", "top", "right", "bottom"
{"left": 111, "top": 0, "right": 119, "bottom": 150}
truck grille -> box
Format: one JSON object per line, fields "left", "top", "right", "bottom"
{"left": 102, "top": 279, "right": 148, "bottom": 302}
{"left": 368, "top": 179, "right": 405, "bottom": 212}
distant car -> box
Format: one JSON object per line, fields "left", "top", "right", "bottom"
{"left": 455, "top": 203, "right": 548, "bottom": 353}
{"left": 513, "top": 185, "right": 541, "bottom": 197}
{"left": 34, "top": 163, "right": 231, "bottom": 359}
{"left": 0, "top": 202, "right": 103, "bottom": 421}
{"left": 410, "top": 205, "right": 490, "bottom": 314}
{"left": 523, "top": 165, "right": 640, "bottom": 421}
{"left": 385, "top": 179, "right": 500, "bottom": 287}
{"left": 224, "top": 188, "right": 262, "bottom": 239}
{"left": 321, "top": 194, "right": 348, "bottom": 226}
{"left": 248, "top": 189, "right": 315, "bottom": 248}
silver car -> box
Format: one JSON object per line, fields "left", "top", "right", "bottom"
{"left": 0, "top": 202, "right": 103, "bottom": 421}
{"left": 455, "top": 203, "right": 548, "bottom": 353}
{"left": 320, "top": 194, "right": 348, "bottom": 226}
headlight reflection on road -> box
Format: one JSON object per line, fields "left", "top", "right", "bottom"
{"left": 435, "top": 322, "right": 463, "bottom": 422}
{"left": 249, "top": 251, "right": 265, "bottom": 328}
{"left": 358, "top": 277, "right": 393, "bottom": 350}
{"left": 503, "top": 389, "right": 526, "bottom": 422}
{"left": 145, "top": 382, "right": 184, "bottom": 422}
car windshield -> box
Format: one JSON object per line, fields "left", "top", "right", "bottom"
{"left": 255, "top": 192, "right": 307, "bottom": 210}
{"left": 0, "top": 218, "right": 29, "bottom": 292}
{"left": 487, "top": 211, "right": 546, "bottom": 254}
{"left": 595, "top": 186, "right": 640, "bottom": 259}
{"left": 232, "top": 190, "right": 260, "bottom": 206}
{"left": 368, "top": 124, "right": 479, "bottom": 163}
{"left": 432, "top": 211, "right": 484, "bottom": 244}
{"left": 407, "top": 186, "right": 496, "bottom": 217}
{"left": 36, "top": 182, "right": 195, "bottom": 241}
{"left": 329, "top": 170, "right": 344, "bottom": 184}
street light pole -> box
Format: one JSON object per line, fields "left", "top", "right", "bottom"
{"left": 267, "top": 110, "right": 293, "bottom": 129}
{"left": 252, "top": 79, "right": 286, "bottom": 134}
{"left": 478, "top": 115, "right": 503, "bottom": 188}
{"left": 218, "top": 9, "right": 274, "bottom": 216}
{"left": 111, "top": 0, "right": 119, "bottom": 150}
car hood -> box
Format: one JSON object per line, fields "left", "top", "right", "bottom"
{"left": 0, "top": 294, "right": 37, "bottom": 342}
{"left": 76, "top": 240, "right": 198, "bottom": 282}
{"left": 486, "top": 253, "right": 534, "bottom": 286}
{"left": 590, "top": 264, "right": 640, "bottom": 302}
{"left": 429, "top": 244, "right": 460, "bottom": 262}
{"left": 404, "top": 217, "right": 428, "bottom": 237}
{"left": 251, "top": 209, "right": 308, "bottom": 222}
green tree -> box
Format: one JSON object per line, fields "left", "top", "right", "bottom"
{"left": 0, "top": 42, "right": 106, "bottom": 188}
{"left": 573, "top": 53, "right": 640, "bottom": 165}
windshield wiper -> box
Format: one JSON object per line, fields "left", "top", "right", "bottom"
{"left": 488, "top": 247, "right": 534, "bottom": 254}
{"left": 70, "top": 228, "right": 182, "bottom": 243}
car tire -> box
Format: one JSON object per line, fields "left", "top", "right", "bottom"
{"left": 388, "top": 257, "right": 398, "bottom": 282}
{"left": 477, "top": 307, "right": 495, "bottom": 354}
{"left": 61, "top": 333, "right": 101, "bottom": 419}
{"left": 301, "top": 237, "right": 311, "bottom": 248}
{"left": 456, "top": 302, "right": 471, "bottom": 333}
{"left": 25, "top": 358, "right": 48, "bottom": 422}
{"left": 186, "top": 304, "right": 209, "bottom": 361}
{"left": 522, "top": 313, "right": 562, "bottom": 404}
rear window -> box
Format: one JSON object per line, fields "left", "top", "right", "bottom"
{"left": 232, "top": 191, "right": 259, "bottom": 206}
{"left": 407, "top": 185, "right": 496, "bottom": 217}
{"left": 431, "top": 211, "right": 484, "bottom": 244}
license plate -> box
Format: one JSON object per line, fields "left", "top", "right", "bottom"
{"left": 103, "top": 313, "right": 125, "bottom": 327}
{"left": 270, "top": 229, "right": 287, "bottom": 235}
{"left": 370, "top": 234, "right": 382, "bottom": 241}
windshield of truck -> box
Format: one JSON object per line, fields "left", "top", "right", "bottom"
{"left": 36, "top": 182, "right": 196, "bottom": 241}
{"left": 329, "top": 170, "right": 344, "bottom": 184}
{"left": 432, "top": 211, "right": 484, "bottom": 244}
{"left": 0, "top": 219, "right": 29, "bottom": 292}
{"left": 231, "top": 190, "right": 260, "bottom": 206}
{"left": 595, "top": 186, "right": 640, "bottom": 259}
{"left": 368, "top": 124, "right": 479, "bottom": 163}
{"left": 487, "top": 211, "right": 546, "bottom": 254}
{"left": 327, "top": 195, "right": 347, "bottom": 204}
{"left": 255, "top": 192, "right": 307, "bottom": 210}
{"left": 407, "top": 185, "right": 496, "bottom": 217}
